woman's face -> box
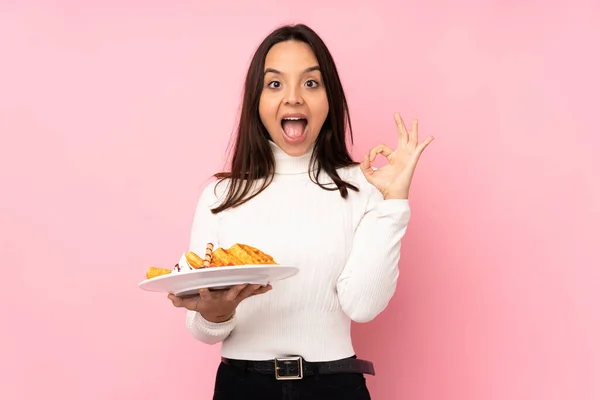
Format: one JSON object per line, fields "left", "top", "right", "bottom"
{"left": 259, "top": 40, "right": 329, "bottom": 157}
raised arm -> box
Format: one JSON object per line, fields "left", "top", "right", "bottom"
{"left": 337, "top": 112, "right": 432, "bottom": 322}
{"left": 336, "top": 184, "right": 410, "bottom": 323}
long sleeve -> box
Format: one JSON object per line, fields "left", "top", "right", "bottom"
{"left": 180, "top": 180, "right": 236, "bottom": 344}
{"left": 185, "top": 310, "right": 236, "bottom": 345}
{"left": 336, "top": 183, "right": 411, "bottom": 323}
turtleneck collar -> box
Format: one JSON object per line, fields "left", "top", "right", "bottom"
{"left": 268, "top": 140, "right": 316, "bottom": 175}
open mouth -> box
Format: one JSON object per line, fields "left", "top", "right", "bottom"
{"left": 280, "top": 116, "right": 308, "bottom": 141}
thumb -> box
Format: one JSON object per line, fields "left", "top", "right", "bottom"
{"left": 360, "top": 154, "right": 374, "bottom": 177}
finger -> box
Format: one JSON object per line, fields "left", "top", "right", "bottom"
{"left": 208, "top": 288, "right": 229, "bottom": 293}
{"left": 198, "top": 288, "right": 212, "bottom": 301}
{"left": 417, "top": 136, "right": 435, "bottom": 154}
{"left": 251, "top": 284, "right": 273, "bottom": 296}
{"left": 360, "top": 153, "right": 373, "bottom": 176}
{"left": 248, "top": 284, "right": 273, "bottom": 297}
{"left": 394, "top": 113, "right": 409, "bottom": 146}
{"left": 409, "top": 119, "right": 419, "bottom": 147}
{"left": 168, "top": 294, "right": 191, "bottom": 308}
{"left": 411, "top": 137, "right": 435, "bottom": 167}
{"left": 236, "top": 284, "right": 264, "bottom": 301}
{"left": 369, "top": 144, "right": 394, "bottom": 162}
{"left": 168, "top": 293, "right": 182, "bottom": 306}
{"left": 223, "top": 284, "right": 249, "bottom": 301}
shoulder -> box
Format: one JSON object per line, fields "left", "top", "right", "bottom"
{"left": 197, "top": 177, "right": 230, "bottom": 208}
{"left": 338, "top": 164, "right": 379, "bottom": 194}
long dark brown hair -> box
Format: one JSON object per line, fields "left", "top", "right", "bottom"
{"left": 211, "top": 23, "right": 359, "bottom": 214}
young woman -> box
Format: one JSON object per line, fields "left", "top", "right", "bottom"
{"left": 168, "top": 23, "right": 433, "bottom": 399}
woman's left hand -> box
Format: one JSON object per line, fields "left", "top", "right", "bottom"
{"left": 360, "top": 112, "right": 434, "bottom": 199}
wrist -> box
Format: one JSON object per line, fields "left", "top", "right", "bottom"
{"left": 200, "top": 311, "right": 234, "bottom": 324}
{"left": 383, "top": 190, "right": 408, "bottom": 200}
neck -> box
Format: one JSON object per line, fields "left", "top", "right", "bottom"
{"left": 268, "top": 140, "right": 315, "bottom": 175}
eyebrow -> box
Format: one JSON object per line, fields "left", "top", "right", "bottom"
{"left": 264, "top": 65, "right": 320, "bottom": 75}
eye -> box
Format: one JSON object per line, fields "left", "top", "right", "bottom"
{"left": 267, "top": 81, "right": 281, "bottom": 89}
{"left": 305, "top": 79, "right": 319, "bottom": 88}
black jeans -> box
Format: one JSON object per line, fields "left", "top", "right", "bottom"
{"left": 212, "top": 360, "right": 371, "bottom": 400}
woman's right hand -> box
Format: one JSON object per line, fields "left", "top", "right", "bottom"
{"left": 167, "top": 284, "right": 272, "bottom": 323}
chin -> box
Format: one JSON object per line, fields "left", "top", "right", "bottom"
{"left": 274, "top": 137, "right": 315, "bottom": 156}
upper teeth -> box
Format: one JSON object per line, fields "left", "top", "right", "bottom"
{"left": 283, "top": 117, "right": 303, "bottom": 120}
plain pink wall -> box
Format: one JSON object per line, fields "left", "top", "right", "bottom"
{"left": 1, "top": 1, "right": 599, "bottom": 399}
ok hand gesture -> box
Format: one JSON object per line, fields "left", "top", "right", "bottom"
{"left": 360, "top": 113, "right": 434, "bottom": 199}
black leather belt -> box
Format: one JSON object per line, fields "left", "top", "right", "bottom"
{"left": 221, "top": 356, "right": 375, "bottom": 380}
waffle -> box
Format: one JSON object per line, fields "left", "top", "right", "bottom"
{"left": 211, "top": 243, "right": 276, "bottom": 267}
{"left": 146, "top": 266, "right": 172, "bottom": 279}
{"left": 144, "top": 242, "right": 276, "bottom": 279}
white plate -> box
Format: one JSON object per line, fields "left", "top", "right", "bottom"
{"left": 138, "top": 265, "right": 299, "bottom": 297}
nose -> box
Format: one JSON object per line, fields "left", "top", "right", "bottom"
{"left": 283, "top": 86, "right": 304, "bottom": 105}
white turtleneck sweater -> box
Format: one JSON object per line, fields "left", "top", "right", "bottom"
{"left": 180, "top": 141, "right": 411, "bottom": 362}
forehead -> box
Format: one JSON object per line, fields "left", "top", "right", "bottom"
{"left": 264, "top": 40, "right": 319, "bottom": 70}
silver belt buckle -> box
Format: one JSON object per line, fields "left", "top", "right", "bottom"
{"left": 274, "top": 356, "right": 303, "bottom": 380}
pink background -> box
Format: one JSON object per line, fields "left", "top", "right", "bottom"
{"left": 1, "top": 1, "right": 599, "bottom": 399}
